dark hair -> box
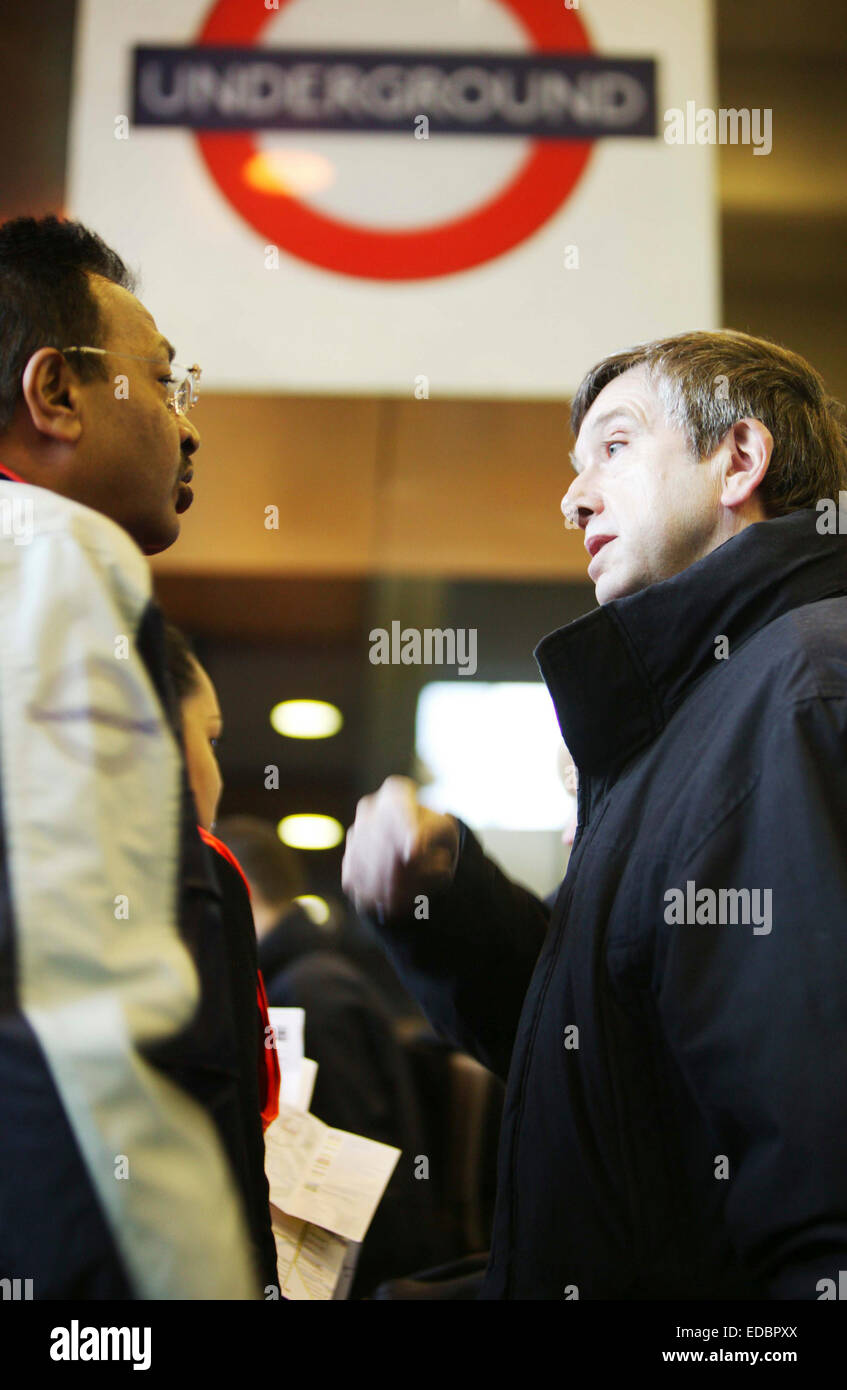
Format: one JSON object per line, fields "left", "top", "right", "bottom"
{"left": 571, "top": 330, "right": 847, "bottom": 517}
{"left": 0, "top": 215, "right": 137, "bottom": 432}
{"left": 215, "top": 816, "right": 306, "bottom": 906}
{"left": 162, "top": 619, "right": 201, "bottom": 703}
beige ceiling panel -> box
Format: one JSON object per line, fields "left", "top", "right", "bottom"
{"left": 375, "top": 399, "right": 589, "bottom": 579}
{"left": 719, "top": 62, "right": 847, "bottom": 215}
{"left": 152, "top": 394, "right": 382, "bottom": 575}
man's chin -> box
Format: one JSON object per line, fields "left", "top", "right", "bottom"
{"left": 594, "top": 565, "right": 640, "bottom": 605}
{"left": 138, "top": 516, "right": 180, "bottom": 556}
{"left": 594, "top": 572, "right": 619, "bottom": 605}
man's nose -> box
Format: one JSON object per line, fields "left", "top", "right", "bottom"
{"left": 179, "top": 414, "right": 200, "bottom": 458}
{"left": 561, "top": 475, "right": 598, "bottom": 531}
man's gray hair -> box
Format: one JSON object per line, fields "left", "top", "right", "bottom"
{"left": 571, "top": 330, "right": 847, "bottom": 516}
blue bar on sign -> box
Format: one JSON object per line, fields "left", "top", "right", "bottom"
{"left": 131, "top": 46, "right": 657, "bottom": 139}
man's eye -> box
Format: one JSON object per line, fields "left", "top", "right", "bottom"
{"left": 606, "top": 440, "right": 625, "bottom": 456}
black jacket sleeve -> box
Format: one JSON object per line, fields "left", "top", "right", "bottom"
{"left": 655, "top": 693, "right": 847, "bottom": 1299}
{"left": 204, "top": 851, "right": 279, "bottom": 1292}
{"left": 368, "top": 822, "right": 552, "bottom": 1080}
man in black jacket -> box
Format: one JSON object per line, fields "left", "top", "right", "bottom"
{"left": 342, "top": 330, "right": 847, "bottom": 1300}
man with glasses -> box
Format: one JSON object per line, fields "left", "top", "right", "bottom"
{"left": 0, "top": 274, "right": 202, "bottom": 556}
{"left": 0, "top": 215, "right": 267, "bottom": 1299}
{"left": 62, "top": 347, "right": 200, "bottom": 417}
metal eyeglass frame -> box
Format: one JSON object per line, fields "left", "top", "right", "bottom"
{"left": 60, "top": 346, "right": 202, "bottom": 415}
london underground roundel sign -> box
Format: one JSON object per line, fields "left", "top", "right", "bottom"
{"left": 193, "top": 0, "right": 595, "bottom": 281}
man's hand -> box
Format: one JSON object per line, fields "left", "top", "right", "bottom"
{"left": 341, "top": 776, "right": 460, "bottom": 918}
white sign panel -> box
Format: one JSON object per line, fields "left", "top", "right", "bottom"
{"left": 68, "top": 0, "right": 718, "bottom": 397}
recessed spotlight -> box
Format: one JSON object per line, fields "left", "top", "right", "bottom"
{"left": 295, "top": 894, "right": 331, "bottom": 925}
{"left": 277, "top": 814, "right": 344, "bottom": 851}
{"left": 270, "top": 699, "right": 343, "bottom": 739}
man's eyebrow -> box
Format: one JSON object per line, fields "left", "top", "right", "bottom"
{"left": 156, "top": 338, "right": 176, "bottom": 363}
{"left": 588, "top": 406, "right": 641, "bottom": 433}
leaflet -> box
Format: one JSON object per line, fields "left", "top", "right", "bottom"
{"left": 269, "top": 1206, "right": 359, "bottom": 1302}
{"left": 267, "top": 1007, "right": 317, "bottom": 1110}
{"left": 264, "top": 1101, "right": 400, "bottom": 1245}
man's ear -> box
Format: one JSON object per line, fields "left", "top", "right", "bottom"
{"left": 718, "top": 417, "right": 773, "bottom": 511}
{"left": 19, "top": 348, "right": 85, "bottom": 444}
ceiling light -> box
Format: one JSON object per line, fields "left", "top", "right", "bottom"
{"left": 295, "top": 894, "right": 331, "bottom": 925}
{"left": 271, "top": 699, "right": 344, "bottom": 739}
{"left": 278, "top": 814, "right": 344, "bottom": 851}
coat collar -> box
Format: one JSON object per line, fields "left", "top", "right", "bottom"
{"left": 535, "top": 509, "right": 847, "bottom": 778}
{"left": 0, "top": 464, "right": 29, "bottom": 485}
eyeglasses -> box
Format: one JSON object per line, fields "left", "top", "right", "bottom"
{"left": 60, "top": 347, "right": 202, "bottom": 416}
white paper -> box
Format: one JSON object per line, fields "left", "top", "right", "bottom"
{"left": 292, "top": 1057, "right": 317, "bottom": 1113}
{"left": 270, "top": 1205, "right": 360, "bottom": 1301}
{"left": 264, "top": 1101, "right": 400, "bottom": 1245}
{"left": 267, "top": 1008, "right": 317, "bottom": 1110}
{"left": 267, "top": 1007, "right": 304, "bottom": 1070}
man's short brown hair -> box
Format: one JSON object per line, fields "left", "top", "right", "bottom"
{"left": 215, "top": 815, "right": 306, "bottom": 906}
{"left": 571, "top": 330, "right": 847, "bottom": 516}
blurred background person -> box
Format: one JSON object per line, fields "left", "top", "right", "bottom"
{"left": 163, "top": 621, "right": 278, "bottom": 1292}
{"left": 164, "top": 624, "right": 444, "bottom": 1296}
{"left": 217, "top": 814, "right": 421, "bottom": 1020}
{"left": 216, "top": 814, "right": 445, "bottom": 1296}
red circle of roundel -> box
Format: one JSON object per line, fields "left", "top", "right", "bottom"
{"left": 195, "top": 0, "right": 594, "bottom": 281}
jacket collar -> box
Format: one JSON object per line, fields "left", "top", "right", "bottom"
{"left": 0, "top": 464, "right": 29, "bottom": 485}
{"left": 535, "top": 509, "right": 847, "bottom": 778}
